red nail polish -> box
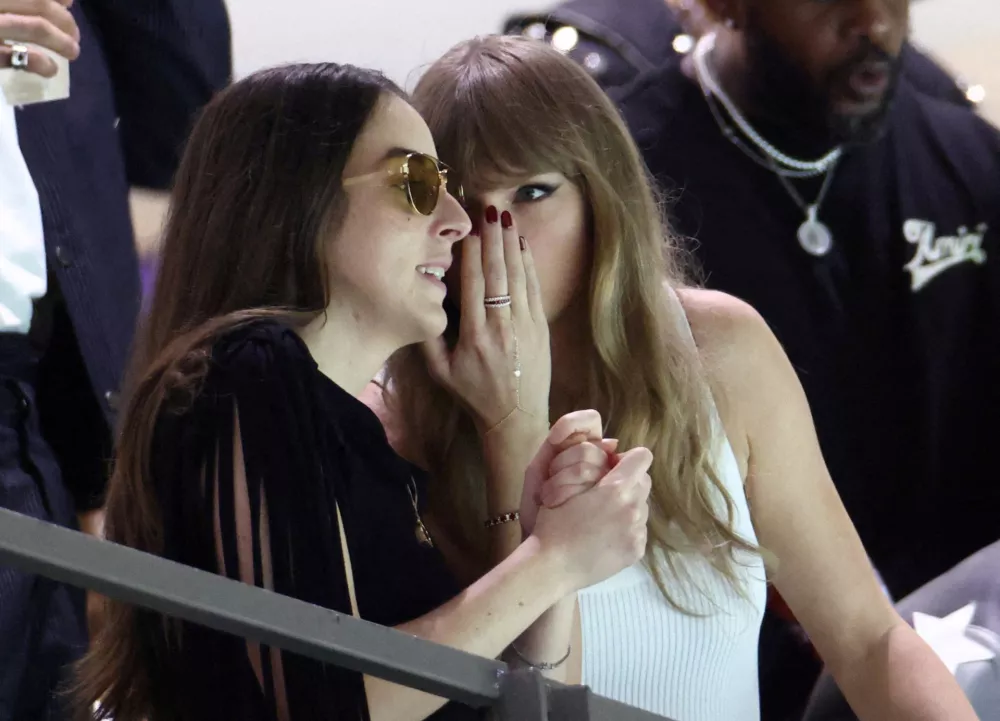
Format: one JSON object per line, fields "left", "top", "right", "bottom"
{"left": 501, "top": 210, "right": 513, "bottom": 229}
{"left": 469, "top": 219, "right": 480, "bottom": 236}
{"left": 518, "top": 235, "right": 527, "bottom": 251}
{"left": 485, "top": 206, "right": 499, "bottom": 224}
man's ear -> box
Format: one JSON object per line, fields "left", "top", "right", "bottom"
{"left": 698, "top": 0, "right": 748, "bottom": 30}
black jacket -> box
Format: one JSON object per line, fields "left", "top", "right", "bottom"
{"left": 16, "top": 0, "right": 232, "bottom": 425}
{"left": 620, "top": 55, "right": 1000, "bottom": 601}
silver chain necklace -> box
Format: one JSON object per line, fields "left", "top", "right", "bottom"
{"left": 772, "top": 157, "right": 840, "bottom": 256}
{"left": 693, "top": 32, "right": 841, "bottom": 256}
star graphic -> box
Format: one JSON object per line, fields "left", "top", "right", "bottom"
{"left": 913, "top": 603, "right": 997, "bottom": 674}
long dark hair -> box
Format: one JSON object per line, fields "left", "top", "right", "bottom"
{"left": 74, "top": 62, "right": 403, "bottom": 721}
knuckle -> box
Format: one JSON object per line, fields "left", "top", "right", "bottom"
{"left": 469, "top": 332, "right": 491, "bottom": 356}
{"left": 498, "top": 322, "right": 514, "bottom": 347}
{"left": 1, "top": 15, "right": 24, "bottom": 34}
{"left": 640, "top": 473, "right": 653, "bottom": 494}
{"left": 562, "top": 462, "right": 588, "bottom": 483}
{"left": 24, "top": 15, "right": 48, "bottom": 36}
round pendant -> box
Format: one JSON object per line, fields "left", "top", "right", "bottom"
{"left": 797, "top": 219, "right": 834, "bottom": 257}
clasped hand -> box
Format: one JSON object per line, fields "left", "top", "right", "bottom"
{"left": 524, "top": 410, "right": 653, "bottom": 589}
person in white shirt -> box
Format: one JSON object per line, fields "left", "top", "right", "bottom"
{"left": 0, "top": 2, "right": 230, "bottom": 718}
{"left": 0, "top": 8, "right": 86, "bottom": 719}
{"left": 0, "top": 77, "right": 47, "bottom": 332}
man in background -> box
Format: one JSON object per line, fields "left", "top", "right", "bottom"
{"left": 503, "top": 0, "right": 978, "bottom": 105}
{"left": 0, "top": 1, "right": 230, "bottom": 717}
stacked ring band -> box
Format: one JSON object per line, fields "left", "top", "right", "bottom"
{"left": 484, "top": 295, "right": 512, "bottom": 309}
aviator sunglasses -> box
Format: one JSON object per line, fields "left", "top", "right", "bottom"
{"left": 342, "top": 151, "right": 465, "bottom": 216}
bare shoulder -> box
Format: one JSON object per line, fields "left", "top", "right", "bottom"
{"left": 673, "top": 288, "right": 771, "bottom": 358}
{"left": 673, "top": 287, "right": 783, "bottom": 392}
{"left": 671, "top": 287, "right": 800, "bottom": 466}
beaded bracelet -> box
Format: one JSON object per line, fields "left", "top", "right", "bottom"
{"left": 484, "top": 511, "right": 520, "bottom": 529}
{"left": 510, "top": 643, "right": 572, "bottom": 671}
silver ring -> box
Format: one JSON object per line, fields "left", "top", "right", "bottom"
{"left": 484, "top": 295, "right": 512, "bottom": 309}
{"left": 9, "top": 44, "right": 30, "bottom": 71}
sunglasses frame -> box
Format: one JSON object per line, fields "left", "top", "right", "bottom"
{"left": 342, "top": 151, "right": 464, "bottom": 216}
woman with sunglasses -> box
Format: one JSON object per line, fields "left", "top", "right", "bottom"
{"left": 74, "top": 63, "right": 653, "bottom": 721}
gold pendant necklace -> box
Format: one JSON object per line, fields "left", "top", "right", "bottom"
{"left": 407, "top": 477, "right": 433, "bottom": 548}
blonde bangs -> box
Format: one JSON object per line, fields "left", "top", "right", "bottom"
{"left": 413, "top": 38, "right": 589, "bottom": 193}
{"left": 392, "top": 35, "right": 767, "bottom": 613}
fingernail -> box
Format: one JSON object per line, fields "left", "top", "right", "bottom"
{"left": 519, "top": 235, "right": 527, "bottom": 251}
{"left": 469, "top": 219, "right": 480, "bottom": 236}
{"left": 485, "top": 206, "right": 499, "bottom": 224}
{"left": 501, "top": 210, "right": 513, "bottom": 229}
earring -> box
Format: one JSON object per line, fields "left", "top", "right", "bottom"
{"left": 723, "top": 17, "right": 735, "bottom": 29}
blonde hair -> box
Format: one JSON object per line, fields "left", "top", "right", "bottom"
{"left": 387, "top": 36, "right": 759, "bottom": 610}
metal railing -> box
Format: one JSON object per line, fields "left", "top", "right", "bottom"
{"left": 0, "top": 507, "right": 672, "bottom": 721}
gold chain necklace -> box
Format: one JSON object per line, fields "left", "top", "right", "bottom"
{"left": 406, "top": 476, "right": 434, "bottom": 548}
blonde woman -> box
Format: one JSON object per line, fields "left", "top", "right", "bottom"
{"left": 375, "top": 36, "right": 979, "bottom": 721}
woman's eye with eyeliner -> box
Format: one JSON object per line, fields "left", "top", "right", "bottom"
{"left": 513, "top": 184, "right": 557, "bottom": 203}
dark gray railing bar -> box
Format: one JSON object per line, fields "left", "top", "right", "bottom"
{"left": 0, "top": 507, "right": 675, "bottom": 721}
{"left": 550, "top": 685, "right": 595, "bottom": 721}
{"left": 0, "top": 507, "right": 502, "bottom": 707}
{"left": 491, "top": 674, "right": 668, "bottom": 721}
{"left": 557, "top": 685, "right": 670, "bottom": 721}
{"left": 490, "top": 667, "right": 548, "bottom": 721}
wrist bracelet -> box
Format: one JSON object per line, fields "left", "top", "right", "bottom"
{"left": 483, "top": 406, "right": 519, "bottom": 437}
{"left": 510, "top": 643, "right": 572, "bottom": 671}
{"left": 484, "top": 511, "right": 520, "bottom": 529}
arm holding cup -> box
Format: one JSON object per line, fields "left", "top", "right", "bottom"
{"left": 0, "top": 0, "right": 78, "bottom": 79}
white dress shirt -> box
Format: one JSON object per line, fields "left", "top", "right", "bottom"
{"left": 0, "top": 89, "right": 46, "bottom": 334}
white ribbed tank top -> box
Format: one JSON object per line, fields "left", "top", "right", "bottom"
{"left": 578, "top": 297, "right": 767, "bottom": 721}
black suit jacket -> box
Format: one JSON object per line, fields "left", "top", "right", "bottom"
{"left": 15, "top": 0, "right": 232, "bottom": 425}
{"left": 2, "top": 6, "right": 229, "bottom": 717}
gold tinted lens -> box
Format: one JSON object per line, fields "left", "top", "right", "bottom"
{"left": 445, "top": 170, "right": 465, "bottom": 205}
{"left": 405, "top": 153, "right": 440, "bottom": 215}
